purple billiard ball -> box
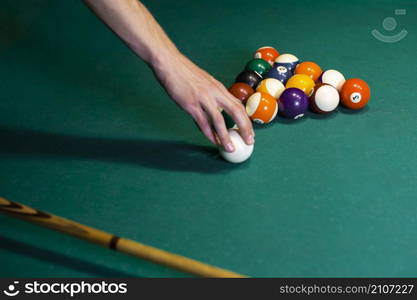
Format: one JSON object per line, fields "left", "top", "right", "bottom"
{"left": 278, "top": 88, "right": 309, "bottom": 119}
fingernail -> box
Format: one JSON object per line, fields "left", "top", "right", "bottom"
{"left": 226, "top": 143, "right": 235, "bottom": 152}
{"left": 247, "top": 135, "right": 255, "bottom": 145}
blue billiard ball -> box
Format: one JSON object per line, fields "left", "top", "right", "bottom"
{"left": 265, "top": 63, "right": 293, "bottom": 84}
{"left": 275, "top": 53, "right": 299, "bottom": 72}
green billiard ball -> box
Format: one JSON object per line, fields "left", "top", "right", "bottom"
{"left": 245, "top": 58, "right": 271, "bottom": 77}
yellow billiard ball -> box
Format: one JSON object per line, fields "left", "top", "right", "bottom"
{"left": 286, "top": 74, "right": 315, "bottom": 96}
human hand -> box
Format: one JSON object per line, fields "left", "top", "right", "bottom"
{"left": 84, "top": 0, "right": 253, "bottom": 152}
{"left": 152, "top": 53, "right": 254, "bottom": 152}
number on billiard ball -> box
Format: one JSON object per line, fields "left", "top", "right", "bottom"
{"left": 340, "top": 78, "right": 370, "bottom": 110}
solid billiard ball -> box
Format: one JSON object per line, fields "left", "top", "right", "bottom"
{"left": 278, "top": 88, "right": 309, "bottom": 119}
{"left": 235, "top": 70, "right": 263, "bottom": 90}
{"left": 274, "top": 53, "right": 299, "bottom": 72}
{"left": 286, "top": 74, "right": 315, "bottom": 96}
{"left": 256, "top": 78, "right": 285, "bottom": 99}
{"left": 246, "top": 91, "right": 278, "bottom": 124}
{"left": 294, "top": 61, "right": 322, "bottom": 82}
{"left": 245, "top": 58, "right": 271, "bottom": 76}
{"left": 318, "top": 69, "right": 346, "bottom": 91}
{"left": 340, "top": 78, "right": 371, "bottom": 110}
{"left": 310, "top": 83, "right": 340, "bottom": 114}
{"left": 219, "top": 128, "right": 254, "bottom": 163}
{"left": 253, "top": 46, "right": 280, "bottom": 65}
{"left": 228, "top": 82, "right": 254, "bottom": 104}
{"left": 265, "top": 63, "right": 293, "bottom": 84}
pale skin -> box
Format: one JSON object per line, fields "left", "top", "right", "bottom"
{"left": 84, "top": 0, "right": 254, "bottom": 152}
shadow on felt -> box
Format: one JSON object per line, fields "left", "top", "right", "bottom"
{"left": 0, "top": 236, "right": 139, "bottom": 277}
{"left": 0, "top": 127, "right": 241, "bottom": 174}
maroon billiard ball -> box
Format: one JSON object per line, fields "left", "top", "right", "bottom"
{"left": 228, "top": 82, "right": 254, "bottom": 104}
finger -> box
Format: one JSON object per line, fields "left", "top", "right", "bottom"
{"left": 220, "top": 93, "right": 255, "bottom": 145}
{"left": 192, "top": 109, "right": 217, "bottom": 145}
{"left": 203, "top": 103, "right": 234, "bottom": 152}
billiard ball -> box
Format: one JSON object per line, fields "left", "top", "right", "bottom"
{"left": 265, "top": 63, "right": 293, "bottom": 84}
{"left": 318, "top": 69, "right": 345, "bottom": 91}
{"left": 256, "top": 78, "right": 285, "bottom": 99}
{"left": 286, "top": 74, "right": 315, "bottom": 96}
{"left": 310, "top": 83, "right": 340, "bottom": 114}
{"left": 340, "top": 78, "right": 370, "bottom": 110}
{"left": 274, "top": 53, "right": 299, "bottom": 72}
{"left": 228, "top": 82, "right": 254, "bottom": 104}
{"left": 219, "top": 128, "right": 254, "bottom": 163}
{"left": 253, "top": 46, "right": 279, "bottom": 65}
{"left": 246, "top": 91, "right": 278, "bottom": 124}
{"left": 294, "top": 61, "right": 322, "bottom": 82}
{"left": 235, "top": 70, "right": 263, "bottom": 90}
{"left": 245, "top": 58, "right": 271, "bottom": 76}
{"left": 278, "top": 88, "right": 309, "bottom": 119}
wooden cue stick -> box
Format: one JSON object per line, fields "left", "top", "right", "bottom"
{"left": 0, "top": 197, "right": 247, "bottom": 278}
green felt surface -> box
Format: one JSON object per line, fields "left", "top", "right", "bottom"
{"left": 1, "top": 0, "right": 417, "bottom": 277}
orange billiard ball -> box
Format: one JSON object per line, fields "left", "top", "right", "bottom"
{"left": 256, "top": 78, "right": 285, "bottom": 99}
{"left": 253, "top": 46, "right": 280, "bottom": 65}
{"left": 295, "top": 61, "right": 322, "bottom": 82}
{"left": 340, "top": 78, "right": 371, "bottom": 110}
{"left": 245, "top": 92, "right": 278, "bottom": 124}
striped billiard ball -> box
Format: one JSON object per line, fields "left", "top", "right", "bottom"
{"left": 256, "top": 78, "right": 285, "bottom": 99}
{"left": 246, "top": 92, "right": 278, "bottom": 124}
{"left": 310, "top": 83, "right": 340, "bottom": 114}
{"left": 318, "top": 69, "right": 346, "bottom": 91}
{"left": 253, "top": 46, "right": 280, "bottom": 65}
{"left": 275, "top": 53, "right": 300, "bottom": 72}
{"left": 245, "top": 58, "right": 271, "bottom": 77}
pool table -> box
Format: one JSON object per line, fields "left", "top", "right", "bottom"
{"left": 1, "top": 0, "right": 416, "bottom": 277}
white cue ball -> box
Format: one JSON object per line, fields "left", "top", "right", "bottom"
{"left": 219, "top": 129, "right": 254, "bottom": 163}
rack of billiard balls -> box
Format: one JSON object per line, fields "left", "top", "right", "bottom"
{"left": 220, "top": 46, "right": 371, "bottom": 163}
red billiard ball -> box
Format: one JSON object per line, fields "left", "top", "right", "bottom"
{"left": 228, "top": 82, "right": 254, "bottom": 104}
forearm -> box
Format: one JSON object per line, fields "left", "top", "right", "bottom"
{"left": 84, "top": 0, "right": 179, "bottom": 66}
{"left": 84, "top": 0, "right": 254, "bottom": 150}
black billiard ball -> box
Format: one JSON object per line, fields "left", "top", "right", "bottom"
{"left": 235, "top": 70, "right": 262, "bottom": 90}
